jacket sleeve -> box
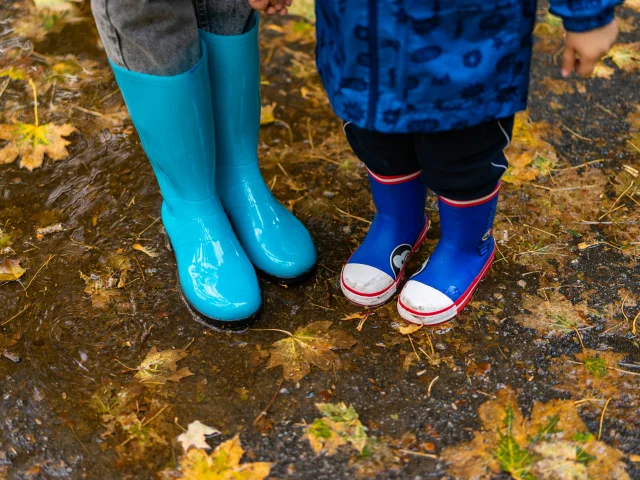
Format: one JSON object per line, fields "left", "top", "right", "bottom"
{"left": 548, "top": 0, "right": 621, "bottom": 32}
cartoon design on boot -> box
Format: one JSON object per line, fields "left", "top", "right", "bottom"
{"left": 341, "top": 169, "right": 428, "bottom": 306}
{"left": 200, "top": 16, "right": 317, "bottom": 284}
{"left": 110, "top": 43, "right": 262, "bottom": 329}
{"left": 397, "top": 183, "right": 500, "bottom": 325}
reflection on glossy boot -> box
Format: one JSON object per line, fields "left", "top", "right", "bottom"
{"left": 110, "top": 42, "right": 261, "bottom": 327}
{"left": 201, "top": 16, "right": 317, "bottom": 285}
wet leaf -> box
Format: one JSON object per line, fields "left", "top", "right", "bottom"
{"left": 260, "top": 103, "right": 277, "bottom": 126}
{"left": 441, "top": 388, "right": 631, "bottom": 480}
{"left": 396, "top": 323, "right": 422, "bottom": 335}
{"left": 0, "top": 259, "right": 26, "bottom": 281}
{"left": 0, "top": 122, "right": 76, "bottom": 171}
{"left": 502, "top": 112, "right": 559, "bottom": 184}
{"left": 177, "top": 420, "right": 220, "bottom": 451}
{"left": 133, "top": 244, "right": 158, "bottom": 258}
{"left": 305, "top": 402, "right": 368, "bottom": 455}
{"left": 266, "top": 321, "right": 356, "bottom": 381}
{"left": 175, "top": 434, "right": 272, "bottom": 479}
{"left": 592, "top": 63, "right": 616, "bottom": 79}
{"left": 515, "top": 295, "right": 589, "bottom": 336}
{"left": 134, "top": 347, "right": 193, "bottom": 385}
{"left": 606, "top": 43, "right": 640, "bottom": 72}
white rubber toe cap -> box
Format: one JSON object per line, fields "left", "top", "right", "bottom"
{"left": 341, "top": 263, "right": 396, "bottom": 307}
{"left": 397, "top": 280, "right": 456, "bottom": 325}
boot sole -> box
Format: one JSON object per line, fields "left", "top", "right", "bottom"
{"left": 255, "top": 262, "right": 317, "bottom": 287}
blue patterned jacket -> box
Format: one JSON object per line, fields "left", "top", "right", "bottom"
{"left": 315, "top": 0, "right": 619, "bottom": 133}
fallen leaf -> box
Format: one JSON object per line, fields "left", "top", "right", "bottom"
{"left": 441, "top": 388, "right": 630, "bottom": 480}
{"left": 260, "top": 103, "right": 277, "bottom": 126}
{"left": 133, "top": 243, "right": 158, "bottom": 258}
{"left": 177, "top": 420, "right": 220, "bottom": 451}
{"left": 0, "top": 259, "right": 26, "bottom": 281}
{"left": 606, "top": 42, "right": 640, "bottom": 72}
{"left": 134, "top": 346, "right": 194, "bottom": 384}
{"left": 0, "top": 122, "right": 76, "bottom": 171}
{"left": 502, "top": 111, "right": 560, "bottom": 185}
{"left": 625, "top": 0, "right": 640, "bottom": 12}
{"left": 396, "top": 323, "right": 422, "bottom": 335}
{"left": 35, "top": 222, "right": 64, "bottom": 240}
{"left": 305, "top": 402, "right": 368, "bottom": 455}
{"left": 515, "top": 294, "right": 589, "bottom": 336}
{"left": 540, "top": 77, "right": 575, "bottom": 95}
{"left": 266, "top": 321, "right": 356, "bottom": 381}
{"left": 175, "top": 434, "right": 272, "bottom": 479}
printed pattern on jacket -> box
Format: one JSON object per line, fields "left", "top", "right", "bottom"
{"left": 315, "top": 0, "right": 619, "bottom": 133}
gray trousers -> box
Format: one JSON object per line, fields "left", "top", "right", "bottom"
{"left": 91, "top": 0, "right": 253, "bottom": 76}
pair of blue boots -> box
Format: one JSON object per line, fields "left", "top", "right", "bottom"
{"left": 341, "top": 169, "right": 499, "bottom": 325}
{"left": 112, "top": 20, "right": 316, "bottom": 329}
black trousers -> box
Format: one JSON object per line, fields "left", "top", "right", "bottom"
{"left": 344, "top": 116, "right": 514, "bottom": 201}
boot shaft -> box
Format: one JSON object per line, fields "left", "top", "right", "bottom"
{"left": 110, "top": 42, "right": 217, "bottom": 205}
{"left": 437, "top": 183, "right": 500, "bottom": 254}
{"left": 200, "top": 16, "right": 261, "bottom": 167}
{"left": 367, "top": 169, "right": 427, "bottom": 226}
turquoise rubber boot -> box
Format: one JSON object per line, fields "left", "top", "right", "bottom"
{"left": 110, "top": 42, "right": 262, "bottom": 329}
{"left": 200, "top": 18, "right": 317, "bottom": 285}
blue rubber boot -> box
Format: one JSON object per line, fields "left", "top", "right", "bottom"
{"left": 341, "top": 169, "right": 428, "bottom": 306}
{"left": 397, "top": 184, "right": 500, "bottom": 325}
{"left": 110, "top": 43, "right": 262, "bottom": 329}
{"left": 200, "top": 18, "right": 317, "bottom": 284}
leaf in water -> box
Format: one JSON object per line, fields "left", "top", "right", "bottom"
{"left": 175, "top": 435, "right": 272, "bottom": 480}
{"left": 177, "top": 420, "right": 220, "bottom": 451}
{"left": 134, "top": 347, "right": 194, "bottom": 384}
{"left": 47, "top": 56, "right": 109, "bottom": 89}
{"left": 133, "top": 243, "right": 158, "bottom": 258}
{"left": 305, "top": 402, "right": 368, "bottom": 455}
{"left": 0, "top": 122, "right": 76, "bottom": 171}
{"left": 0, "top": 259, "right": 26, "bottom": 281}
{"left": 266, "top": 321, "right": 356, "bottom": 381}
{"left": 260, "top": 103, "right": 277, "bottom": 126}
{"left": 441, "top": 388, "right": 631, "bottom": 480}
{"left": 606, "top": 43, "right": 640, "bottom": 72}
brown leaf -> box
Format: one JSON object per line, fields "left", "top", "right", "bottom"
{"left": 266, "top": 321, "right": 356, "bottom": 381}
{"left": 0, "top": 259, "right": 26, "bottom": 281}
{"left": 134, "top": 347, "right": 194, "bottom": 384}
{"left": 515, "top": 294, "right": 590, "bottom": 336}
{"left": 0, "top": 122, "right": 76, "bottom": 171}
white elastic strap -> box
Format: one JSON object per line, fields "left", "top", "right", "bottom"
{"left": 343, "top": 121, "right": 352, "bottom": 135}
{"left": 497, "top": 120, "right": 510, "bottom": 150}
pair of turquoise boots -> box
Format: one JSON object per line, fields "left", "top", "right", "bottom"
{"left": 112, "top": 21, "right": 316, "bottom": 329}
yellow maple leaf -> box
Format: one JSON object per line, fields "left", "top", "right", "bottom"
{"left": 266, "top": 321, "right": 357, "bottom": 381}
{"left": 177, "top": 434, "right": 272, "bottom": 479}
{"left": 134, "top": 346, "right": 194, "bottom": 384}
{"left": 259, "top": 103, "right": 276, "bottom": 126}
{"left": 624, "top": 0, "right": 640, "bottom": 12}
{"left": 606, "top": 42, "right": 640, "bottom": 72}
{"left": 0, "top": 79, "right": 75, "bottom": 170}
{"left": 0, "top": 259, "right": 26, "bottom": 282}
{"left": 592, "top": 62, "right": 615, "bottom": 79}
{"left": 305, "top": 403, "right": 368, "bottom": 455}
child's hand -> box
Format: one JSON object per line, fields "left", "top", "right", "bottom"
{"left": 561, "top": 19, "right": 618, "bottom": 78}
{"left": 248, "top": 0, "right": 292, "bottom": 16}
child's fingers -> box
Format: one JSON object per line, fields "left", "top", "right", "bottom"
{"left": 248, "top": 0, "right": 269, "bottom": 10}
{"left": 575, "top": 54, "right": 598, "bottom": 77}
{"left": 278, "top": 5, "right": 288, "bottom": 15}
{"left": 561, "top": 45, "right": 575, "bottom": 78}
{"left": 266, "top": 4, "right": 277, "bottom": 14}
{"left": 284, "top": 0, "right": 292, "bottom": 6}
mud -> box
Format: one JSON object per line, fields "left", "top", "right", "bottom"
{"left": 1, "top": 2, "right": 639, "bottom": 479}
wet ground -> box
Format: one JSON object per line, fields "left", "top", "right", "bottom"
{"left": 1, "top": 2, "right": 639, "bottom": 479}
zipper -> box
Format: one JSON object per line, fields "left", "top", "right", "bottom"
{"left": 366, "top": 0, "right": 379, "bottom": 130}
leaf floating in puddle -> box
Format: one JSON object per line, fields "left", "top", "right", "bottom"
{"left": 134, "top": 347, "right": 194, "bottom": 385}
{"left": 0, "top": 122, "right": 76, "bottom": 171}
{"left": 266, "top": 321, "right": 356, "bottom": 381}
{"left": 177, "top": 420, "right": 220, "bottom": 452}
{"left": 0, "top": 259, "right": 26, "bottom": 282}
{"left": 171, "top": 434, "right": 272, "bottom": 480}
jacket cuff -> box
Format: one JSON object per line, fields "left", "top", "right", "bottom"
{"left": 560, "top": 7, "right": 615, "bottom": 33}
